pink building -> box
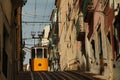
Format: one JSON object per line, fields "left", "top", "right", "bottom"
{"left": 84, "top": 0, "right": 115, "bottom": 79}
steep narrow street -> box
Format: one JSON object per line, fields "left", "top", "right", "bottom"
{"left": 1, "top": 0, "right": 120, "bottom": 80}
{"left": 16, "top": 71, "right": 106, "bottom": 80}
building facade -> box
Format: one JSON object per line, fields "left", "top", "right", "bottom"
{"left": 49, "top": 8, "right": 60, "bottom": 71}
{"left": 0, "top": 0, "right": 26, "bottom": 80}
{"left": 55, "top": 0, "right": 86, "bottom": 71}
{"left": 54, "top": 0, "right": 120, "bottom": 80}
{"left": 113, "top": 1, "right": 120, "bottom": 80}
{"left": 83, "top": 0, "right": 115, "bottom": 79}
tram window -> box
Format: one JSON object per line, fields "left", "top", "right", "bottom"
{"left": 37, "top": 49, "right": 42, "bottom": 58}
{"left": 44, "top": 49, "right": 47, "bottom": 58}
{"left": 31, "top": 49, "right": 35, "bottom": 59}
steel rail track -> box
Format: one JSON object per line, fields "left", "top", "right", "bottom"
{"left": 66, "top": 71, "right": 95, "bottom": 80}
{"left": 41, "top": 72, "right": 53, "bottom": 80}
{"left": 30, "top": 71, "right": 96, "bottom": 80}
{"left": 55, "top": 71, "right": 75, "bottom": 80}
{"left": 36, "top": 72, "right": 44, "bottom": 80}
{"left": 62, "top": 71, "right": 83, "bottom": 80}
{"left": 50, "top": 71, "right": 66, "bottom": 80}
{"left": 47, "top": 72, "right": 63, "bottom": 80}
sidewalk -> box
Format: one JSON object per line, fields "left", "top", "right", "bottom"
{"left": 84, "top": 72, "right": 106, "bottom": 80}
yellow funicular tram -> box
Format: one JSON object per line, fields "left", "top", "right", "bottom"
{"left": 30, "top": 46, "right": 48, "bottom": 71}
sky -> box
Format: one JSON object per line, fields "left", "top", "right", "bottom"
{"left": 22, "top": 0, "right": 55, "bottom": 64}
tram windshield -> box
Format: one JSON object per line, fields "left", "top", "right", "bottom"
{"left": 31, "top": 47, "right": 48, "bottom": 59}
{"left": 37, "top": 49, "right": 42, "bottom": 58}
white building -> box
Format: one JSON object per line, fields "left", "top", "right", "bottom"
{"left": 41, "top": 25, "right": 50, "bottom": 46}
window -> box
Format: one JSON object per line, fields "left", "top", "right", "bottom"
{"left": 44, "top": 49, "right": 47, "bottom": 58}
{"left": 2, "top": 50, "right": 8, "bottom": 78}
{"left": 114, "top": 36, "right": 119, "bottom": 57}
{"left": 97, "top": 25, "right": 104, "bottom": 74}
{"left": 2, "top": 26, "right": 8, "bottom": 78}
{"left": 66, "top": 13, "right": 69, "bottom": 31}
{"left": 67, "top": 3, "right": 71, "bottom": 21}
{"left": 91, "top": 40, "right": 96, "bottom": 59}
{"left": 107, "top": 31, "right": 111, "bottom": 44}
{"left": 97, "top": 25, "right": 103, "bottom": 59}
{"left": 37, "top": 49, "right": 42, "bottom": 58}
{"left": 31, "top": 49, "right": 35, "bottom": 59}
